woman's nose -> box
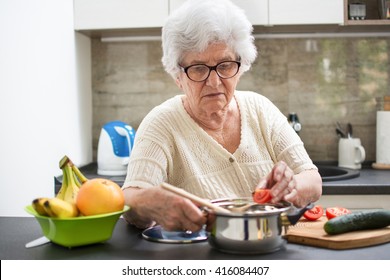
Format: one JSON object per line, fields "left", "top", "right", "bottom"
{"left": 205, "top": 69, "right": 222, "bottom": 87}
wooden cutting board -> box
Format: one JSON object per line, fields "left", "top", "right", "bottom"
{"left": 372, "top": 162, "right": 390, "bottom": 170}
{"left": 284, "top": 217, "right": 390, "bottom": 249}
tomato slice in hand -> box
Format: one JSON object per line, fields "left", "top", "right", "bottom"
{"left": 303, "top": 205, "right": 324, "bottom": 221}
{"left": 326, "top": 207, "right": 351, "bottom": 220}
{"left": 252, "top": 189, "right": 272, "bottom": 204}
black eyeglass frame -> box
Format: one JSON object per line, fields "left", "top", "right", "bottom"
{"left": 179, "top": 60, "right": 241, "bottom": 82}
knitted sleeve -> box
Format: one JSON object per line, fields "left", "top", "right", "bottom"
{"left": 122, "top": 137, "right": 168, "bottom": 189}
{"left": 122, "top": 98, "right": 176, "bottom": 190}
{"left": 248, "top": 92, "right": 317, "bottom": 174}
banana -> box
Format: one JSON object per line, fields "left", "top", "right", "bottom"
{"left": 72, "top": 171, "right": 81, "bottom": 188}
{"left": 57, "top": 155, "right": 80, "bottom": 201}
{"left": 59, "top": 155, "right": 70, "bottom": 169}
{"left": 56, "top": 166, "right": 68, "bottom": 200}
{"left": 59, "top": 155, "right": 88, "bottom": 187}
{"left": 30, "top": 155, "right": 87, "bottom": 219}
{"left": 62, "top": 163, "right": 79, "bottom": 205}
{"left": 43, "top": 199, "right": 56, "bottom": 217}
{"left": 43, "top": 197, "right": 78, "bottom": 218}
{"left": 32, "top": 198, "right": 50, "bottom": 216}
{"left": 71, "top": 164, "right": 88, "bottom": 184}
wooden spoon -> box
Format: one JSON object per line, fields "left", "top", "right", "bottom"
{"left": 161, "top": 182, "right": 231, "bottom": 214}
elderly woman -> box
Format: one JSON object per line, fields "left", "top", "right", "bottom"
{"left": 122, "top": 0, "right": 322, "bottom": 232}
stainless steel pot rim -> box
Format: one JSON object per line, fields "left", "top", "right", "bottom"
{"left": 208, "top": 197, "right": 292, "bottom": 216}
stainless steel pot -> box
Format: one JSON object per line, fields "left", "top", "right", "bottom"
{"left": 206, "top": 197, "right": 313, "bottom": 254}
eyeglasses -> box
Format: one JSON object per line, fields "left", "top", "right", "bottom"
{"left": 179, "top": 61, "right": 241, "bottom": 82}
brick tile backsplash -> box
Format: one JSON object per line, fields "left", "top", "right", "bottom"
{"left": 92, "top": 37, "right": 390, "bottom": 163}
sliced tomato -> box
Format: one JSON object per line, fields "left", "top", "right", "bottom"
{"left": 303, "top": 205, "right": 324, "bottom": 221}
{"left": 326, "top": 207, "right": 351, "bottom": 220}
{"left": 252, "top": 189, "right": 272, "bottom": 204}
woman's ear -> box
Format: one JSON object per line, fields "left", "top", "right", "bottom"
{"left": 175, "top": 76, "right": 183, "bottom": 89}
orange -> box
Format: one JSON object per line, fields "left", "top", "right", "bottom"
{"left": 76, "top": 178, "right": 125, "bottom": 216}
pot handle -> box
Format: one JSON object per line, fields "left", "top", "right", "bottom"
{"left": 285, "top": 203, "right": 314, "bottom": 225}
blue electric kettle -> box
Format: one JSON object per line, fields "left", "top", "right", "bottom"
{"left": 97, "top": 120, "right": 136, "bottom": 176}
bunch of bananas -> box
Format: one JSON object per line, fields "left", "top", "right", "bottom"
{"left": 32, "top": 155, "right": 88, "bottom": 218}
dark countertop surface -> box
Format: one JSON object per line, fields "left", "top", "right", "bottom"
{"left": 1, "top": 217, "right": 390, "bottom": 260}
{"left": 321, "top": 167, "right": 390, "bottom": 195}
{"left": 55, "top": 162, "right": 390, "bottom": 195}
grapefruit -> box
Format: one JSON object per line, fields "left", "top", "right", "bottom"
{"left": 76, "top": 178, "right": 125, "bottom": 216}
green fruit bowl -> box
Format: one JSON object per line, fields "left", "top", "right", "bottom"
{"left": 25, "top": 205, "right": 130, "bottom": 248}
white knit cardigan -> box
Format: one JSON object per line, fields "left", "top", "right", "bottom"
{"left": 123, "top": 91, "right": 316, "bottom": 200}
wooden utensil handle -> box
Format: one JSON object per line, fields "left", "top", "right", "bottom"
{"left": 161, "top": 182, "right": 230, "bottom": 214}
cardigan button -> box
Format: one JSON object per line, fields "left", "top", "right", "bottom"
{"left": 229, "top": 157, "right": 234, "bottom": 163}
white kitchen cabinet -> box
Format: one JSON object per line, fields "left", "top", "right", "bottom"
{"left": 73, "top": 0, "right": 353, "bottom": 36}
{"left": 169, "top": 0, "right": 269, "bottom": 26}
{"left": 232, "top": 0, "right": 268, "bottom": 25}
{"left": 74, "top": 0, "right": 168, "bottom": 30}
{"left": 74, "top": 0, "right": 269, "bottom": 32}
{"left": 171, "top": 0, "right": 342, "bottom": 26}
{"left": 269, "top": 0, "right": 344, "bottom": 25}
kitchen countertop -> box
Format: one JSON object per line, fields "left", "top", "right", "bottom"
{"left": 1, "top": 216, "right": 389, "bottom": 260}
{"left": 55, "top": 162, "right": 390, "bottom": 195}
{"left": 321, "top": 167, "right": 390, "bottom": 195}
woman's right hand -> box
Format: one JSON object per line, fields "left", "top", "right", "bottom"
{"left": 122, "top": 185, "right": 207, "bottom": 232}
{"left": 254, "top": 161, "right": 322, "bottom": 207}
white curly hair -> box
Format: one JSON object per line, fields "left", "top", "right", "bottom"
{"left": 161, "top": 0, "right": 257, "bottom": 79}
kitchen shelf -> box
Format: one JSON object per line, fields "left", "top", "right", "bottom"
{"left": 344, "top": 0, "right": 390, "bottom": 26}
{"left": 346, "top": 19, "right": 390, "bottom": 25}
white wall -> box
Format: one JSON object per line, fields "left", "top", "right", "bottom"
{"left": 0, "top": 0, "right": 92, "bottom": 216}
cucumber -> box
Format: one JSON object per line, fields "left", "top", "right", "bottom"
{"left": 324, "top": 209, "right": 390, "bottom": 235}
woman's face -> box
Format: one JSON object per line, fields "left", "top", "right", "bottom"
{"left": 176, "top": 43, "right": 241, "bottom": 117}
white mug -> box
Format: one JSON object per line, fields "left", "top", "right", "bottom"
{"left": 338, "top": 138, "right": 366, "bottom": 169}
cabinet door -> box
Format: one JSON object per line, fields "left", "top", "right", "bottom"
{"left": 231, "top": 0, "right": 268, "bottom": 25}
{"left": 169, "top": 0, "right": 268, "bottom": 26}
{"left": 269, "top": 0, "right": 344, "bottom": 25}
{"left": 74, "top": 0, "right": 169, "bottom": 30}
